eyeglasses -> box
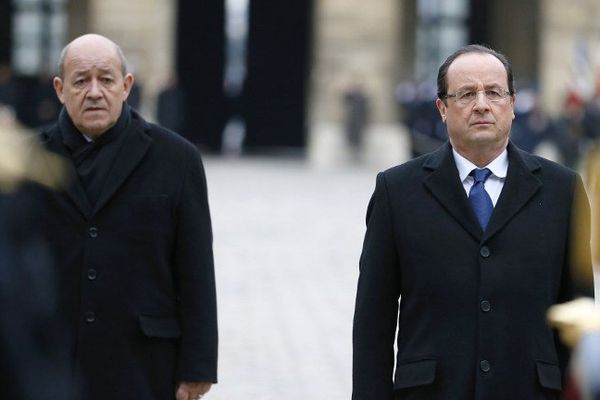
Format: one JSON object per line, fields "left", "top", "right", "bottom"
{"left": 445, "top": 88, "right": 512, "bottom": 106}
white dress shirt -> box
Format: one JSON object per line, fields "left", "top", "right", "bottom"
{"left": 452, "top": 148, "right": 508, "bottom": 206}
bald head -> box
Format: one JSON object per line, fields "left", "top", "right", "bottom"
{"left": 57, "top": 34, "right": 129, "bottom": 79}
{"left": 53, "top": 33, "right": 134, "bottom": 138}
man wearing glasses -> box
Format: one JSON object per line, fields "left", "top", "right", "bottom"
{"left": 353, "top": 44, "right": 593, "bottom": 399}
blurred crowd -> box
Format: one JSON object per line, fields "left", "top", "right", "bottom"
{"left": 395, "top": 77, "right": 600, "bottom": 171}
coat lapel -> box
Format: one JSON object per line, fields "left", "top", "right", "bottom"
{"left": 92, "top": 118, "right": 152, "bottom": 214}
{"left": 483, "top": 142, "right": 541, "bottom": 240}
{"left": 41, "top": 127, "right": 93, "bottom": 218}
{"left": 423, "top": 143, "right": 483, "bottom": 241}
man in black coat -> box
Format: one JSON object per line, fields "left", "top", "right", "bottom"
{"left": 37, "top": 33, "right": 217, "bottom": 400}
{"left": 353, "top": 45, "right": 593, "bottom": 399}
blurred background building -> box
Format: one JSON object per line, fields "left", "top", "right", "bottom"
{"left": 1, "top": 0, "right": 600, "bottom": 163}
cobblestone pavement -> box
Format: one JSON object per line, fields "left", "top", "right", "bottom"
{"left": 202, "top": 156, "right": 380, "bottom": 400}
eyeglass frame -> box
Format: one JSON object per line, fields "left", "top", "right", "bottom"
{"left": 441, "top": 88, "right": 514, "bottom": 107}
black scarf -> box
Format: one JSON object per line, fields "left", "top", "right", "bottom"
{"left": 59, "top": 102, "right": 131, "bottom": 207}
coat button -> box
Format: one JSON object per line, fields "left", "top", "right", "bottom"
{"left": 87, "top": 269, "right": 97, "bottom": 280}
{"left": 480, "top": 246, "right": 490, "bottom": 258}
{"left": 480, "top": 300, "right": 491, "bottom": 312}
{"left": 89, "top": 227, "right": 98, "bottom": 238}
{"left": 480, "top": 359, "right": 491, "bottom": 372}
{"left": 85, "top": 311, "right": 96, "bottom": 323}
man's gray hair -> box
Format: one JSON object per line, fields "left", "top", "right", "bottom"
{"left": 56, "top": 41, "right": 129, "bottom": 79}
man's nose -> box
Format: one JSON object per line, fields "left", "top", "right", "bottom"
{"left": 86, "top": 79, "right": 102, "bottom": 98}
{"left": 472, "top": 91, "right": 491, "bottom": 111}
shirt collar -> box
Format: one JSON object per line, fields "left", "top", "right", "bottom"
{"left": 452, "top": 148, "right": 509, "bottom": 182}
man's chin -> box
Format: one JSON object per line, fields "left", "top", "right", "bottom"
{"left": 78, "top": 120, "right": 111, "bottom": 138}
{"left": 469, "top": 131, "right": 504, "bottom": 143}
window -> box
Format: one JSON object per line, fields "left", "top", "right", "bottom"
{"left": 415, "top": 0, "right": 468, "bottom": 82}
{"left": 12, "top": 0, "right": 67, "bottom": 76}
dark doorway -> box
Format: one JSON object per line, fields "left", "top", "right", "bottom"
{"left": 176, "top": 0, "right": 226, "bottom": 150}
{"left": 467, "top": 0, "right": 539, "bottom": 83}
{"left": 0, "top": 0, "right": 11, "bottom": 64}
{"left": 468, "top": 0, "right": 490, "bottom": 45}
{"left": 242, "top": 0, "right": 313, "bottom": 150}
{"left": 176, "top": 0, "right": 313, "bottom": 151}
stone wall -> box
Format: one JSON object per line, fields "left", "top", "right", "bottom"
{"left": 309, "top": 0, "right": 403, "bottom": 125}
{"left": 540, "top": 0, "right": 600, "bottom": 114}
{"left": 87, "top": 0, "right": 176, "bottom": 118}
{"left": 308, "top": 0, "right": 409, "bottom": 167}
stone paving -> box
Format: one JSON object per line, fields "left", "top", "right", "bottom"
{"left": 202, "top": 156, "right": 381, "bottom": 400}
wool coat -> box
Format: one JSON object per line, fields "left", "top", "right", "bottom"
{"left": 34, "top": 109, "right": 218, "bottom": 400}
{"left": 353, "top": 142, "right": 592, "bottom": 400}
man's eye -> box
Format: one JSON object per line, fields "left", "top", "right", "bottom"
{"left": 101, "top": 78, "right": 113, "bottom": 84}
{"left": 459, "top": 91, "right": 476, "bottom": 100}
{"left": 486, "top": 90, "right": 502, "bottom": 99}
{"left": 73, "top": 79, "right": 85, "bottom": 86}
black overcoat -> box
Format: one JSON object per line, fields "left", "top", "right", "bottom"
{"left": 353, "top": 142, "right": 591, "bottom": 400}
{"left": 34, "top": 110, "right": 218, "bottom": 400}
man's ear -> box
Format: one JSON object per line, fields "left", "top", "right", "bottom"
{"left": 511, "top": 94, "right": 516, "bottom": 119}
{"left": 53, "top": 77, "right": 65, "bottom": 104}
{"left": 122, "top": 73, "right": 134, "bottom": 101}
{"left": 435, "top": 98, "right": 447, "bottom": 123}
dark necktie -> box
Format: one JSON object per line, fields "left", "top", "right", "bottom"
{"left": 469, "top": 168, "right": 493, "bottom": 230}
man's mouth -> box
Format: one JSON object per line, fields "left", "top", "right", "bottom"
{"left": 84, "top": 107, "right": 105, "bottom": 112}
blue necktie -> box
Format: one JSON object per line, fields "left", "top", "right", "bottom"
{"left": 469, "top": 168, "right": 493, "bottom": 230}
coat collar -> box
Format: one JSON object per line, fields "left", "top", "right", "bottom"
{"left": 484, "top": 142, "right": 541, "bottom": 240}
{"left": 423, "top": 141, "right": 541, "bottom": 241}
{"left": 41, "top": 126, "right": 92, "bottom": 217}
{"left": 40, "top": 110, "right": 153, "bottom": 219}
{"left": 92, "top": 112, "right": 152, "bottom": 214}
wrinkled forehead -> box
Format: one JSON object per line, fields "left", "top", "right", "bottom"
{"left": 64, "top": 42, "right": 121, "bottom": 76}
{"left": 447, "top": 53, "right": 508, "bottom": 90}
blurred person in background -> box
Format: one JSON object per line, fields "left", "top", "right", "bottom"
{"left": 35, "top": 33, "right": 217, "bottom": 400}
{"left": 127, "top": 80, "right": 143, "bottom": 111}
{"left": 353, "top": 44, "right": 592, "bottom": 400}
{"left": 553, "top": 90, "right": 588, "bottom": 169}
{"left": 510, "top": 87, "right": 554, "bottom": 155}
{"left": 583, "top": 71, "right": 600, "bottom": 143}
{"left": 156, "top": 72, "right": 186, "bottom": 134}
{"left": 546, "top": 295, "right": 600, "bottom": 400}
{"left": 0, "top": 63, "right": 18, "bottom": 110}
{"left": 395, "top": 80, "right": 418, "bottom": 134}
{"left": 343, "top": 76, "right": 370, "bottom": 161}
{"left": 406, "top": 80, "right": 447, "bottom": 157}
{"left": 0, "top": 104, "right": 71, "bottom": 399}
{"left": 31, "top": 70, "right": 63, "bottom": 129}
